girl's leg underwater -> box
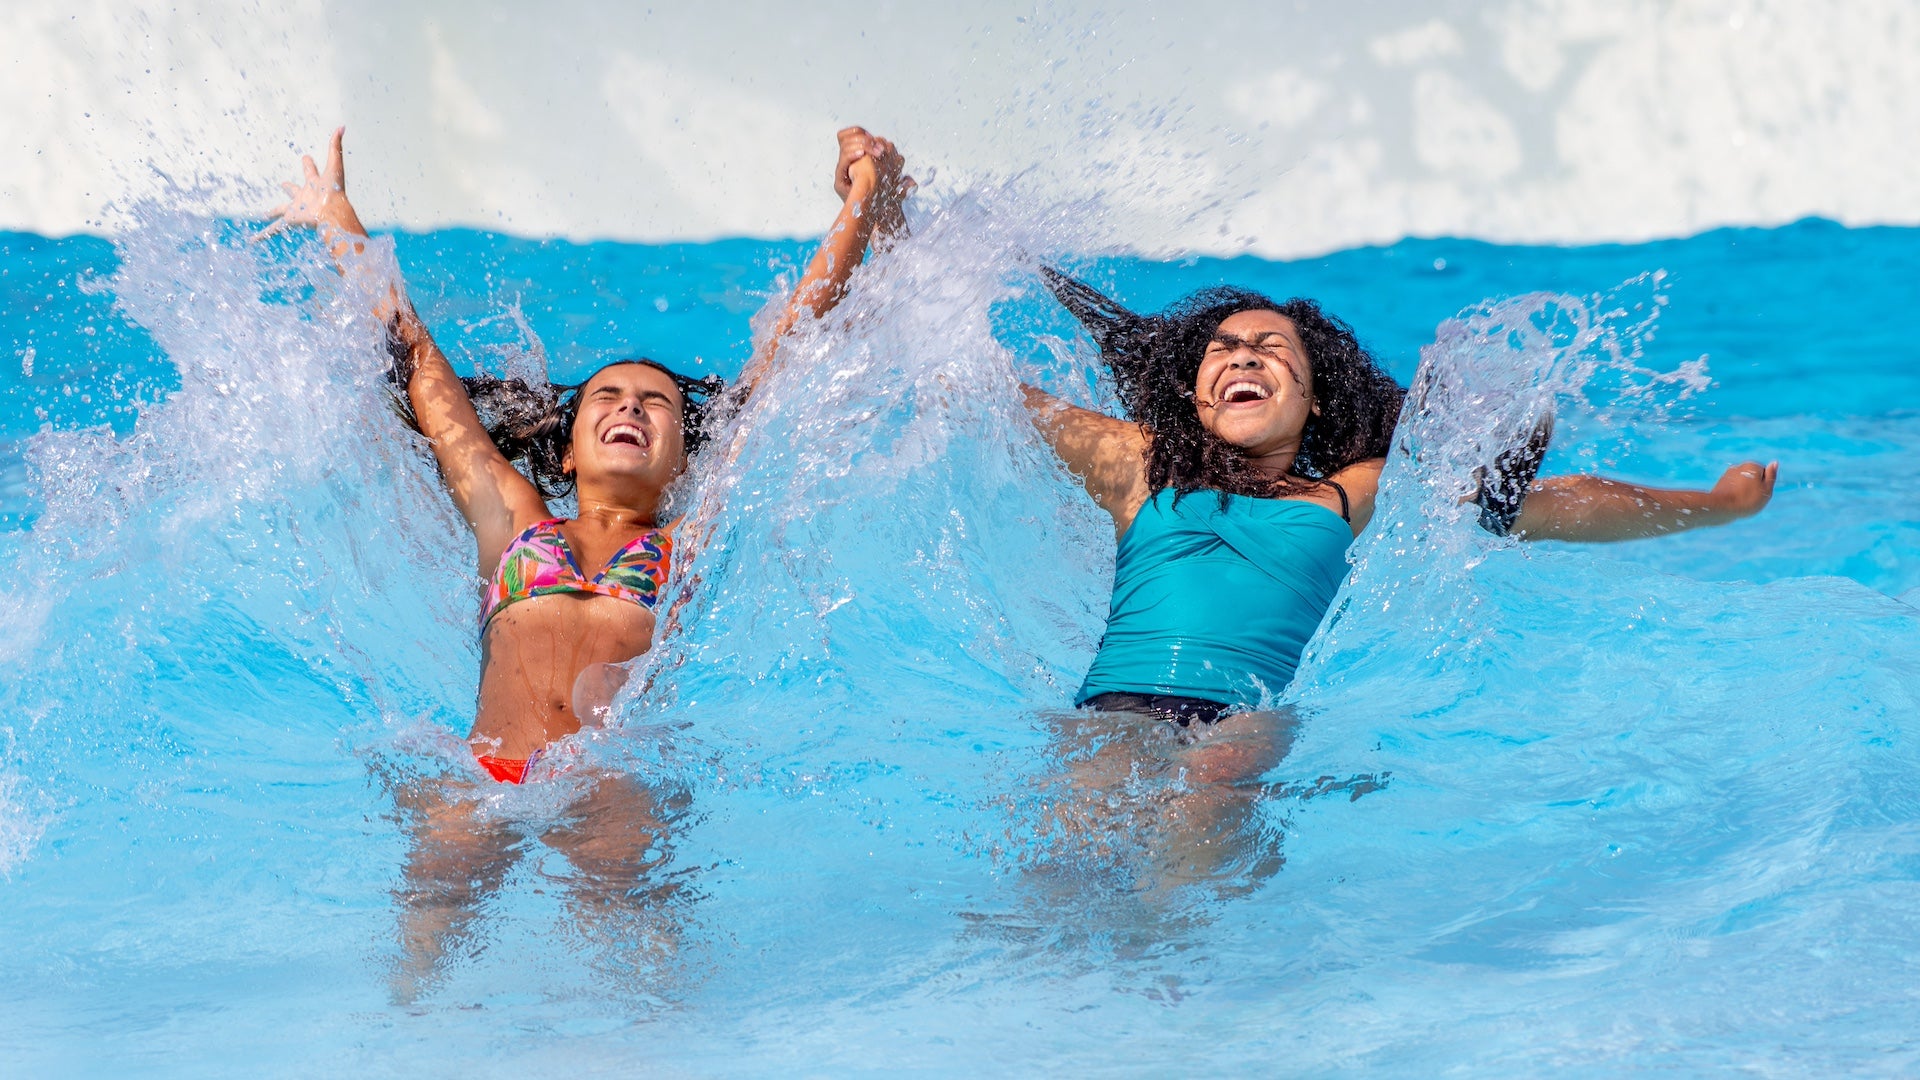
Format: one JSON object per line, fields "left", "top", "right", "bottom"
{"left": 1033, "top": 706, "right": 1297, "bottom": 897}
{"left": 389, "top": 784, "right": 522, "bottom": 1004}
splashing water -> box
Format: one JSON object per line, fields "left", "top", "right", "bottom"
{"left": 18, "top": 211, "right": 475, "bottom": 733}
{"left": 1303, "top": 275, "right": 1709, "bottom": 692}
{"left": 1270, "top": 274, "right": 1920, "bottom": 1069}
{"left": 2, "top": 192, "right": 1918, "bottom": 1073}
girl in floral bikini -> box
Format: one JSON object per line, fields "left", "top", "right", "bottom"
{"left": 272, "top": 126, "right": 911, "bottom": 784}
{"left": 272, "top": 125, "right": 911, "bottom": 998}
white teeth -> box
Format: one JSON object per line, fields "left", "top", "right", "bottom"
{"left": 1220, "top": 380, "right": 1271, "bottom": 402}
{"left": 603, "top": 423, "right": 647, "bottom": 446}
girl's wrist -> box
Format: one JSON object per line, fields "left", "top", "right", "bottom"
{"left": 1702, "top": 489, "right": 1756, "bottom": 520}
{"left": 321, "top": 194, "right": 367, "bottom": 235}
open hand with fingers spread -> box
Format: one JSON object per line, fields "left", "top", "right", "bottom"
{"left": 263, "top": 126, "right": 367, "bottom": 243}
{"left": 834, "top": 126, "right": 913, "bottom": 241}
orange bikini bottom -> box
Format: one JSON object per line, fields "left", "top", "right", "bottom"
{"left": 474, "top": 748, "right": 543, "bottom": 784}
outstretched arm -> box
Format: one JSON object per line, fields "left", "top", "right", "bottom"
{"left": 729, "top": 126, "right": 913, "bottom": 403}
{"left": 267, "top": 128, "right": 547, "bottom": 572}
{"left": 1512, "top": 461, "right": 1778, "bottom": 542}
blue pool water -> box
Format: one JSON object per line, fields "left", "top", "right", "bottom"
{"left": 2, "top": 204, "right": 1918, "bottom": 1075}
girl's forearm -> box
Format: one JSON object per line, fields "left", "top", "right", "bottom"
{"left": 1513, "top": 475, "right": 1740, "bottom": 542}
{"left": 732, "top": 169, "right": 888, "bottom": 400}
{"left": 295, "top": 187, "right": 408, "bottom": 326}
{"left": 393, "top": 308, "right": 466, "bottom": 410}
{"left": 783, "top": 178, "right": 881, "bottom": 328}
{"left": 310, "top": 195, "right": 410, "bottom": 327}
{"left": 318, "top": 203, "right": 371, "bottom": 260}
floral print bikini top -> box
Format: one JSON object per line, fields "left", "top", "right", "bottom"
{"left": 480, "top": 518, "right": 672, "bottom": 631}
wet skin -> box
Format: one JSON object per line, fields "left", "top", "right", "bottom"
{"left": 1192, "top": 308, "right": 1381, "bottom": 532}
{"left": 469, "top": 363, "right": 687, "bottom": 761}
{"left": 270, "top": 124, "right": 915, "bottom": 1004}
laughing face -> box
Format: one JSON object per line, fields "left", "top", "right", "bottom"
{"left": 560, "top": 363, "right": 689, "bottom": 495}
{"left": 1193, "top": 309, "right": 1317, "bottom": 461}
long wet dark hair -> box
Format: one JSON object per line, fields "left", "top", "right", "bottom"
{"left": 1043, "top": 269, "right": 1404, "bottom": 499}
{"left": 388, "top": 340, "right": 726, "bottom": 497}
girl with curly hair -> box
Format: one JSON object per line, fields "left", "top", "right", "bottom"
{"left": 1019, "top": 272, "right": 1777, "bottom": 889}
{"left": 1033, "top": 270, "right": 1776, "bottom": 725}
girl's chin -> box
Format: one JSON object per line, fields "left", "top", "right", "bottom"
{"left": 1212, "top": 428, "right": 1284, "bottom": 450}
{"left": 586, "top": 448, "right": 657, "bottom": 469}
{"left": 579, "top": 464, "right": 676, "bottom": 488}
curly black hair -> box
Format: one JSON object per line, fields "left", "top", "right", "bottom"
{"left": 386, "top": 341, "right": 726, "bottom": 498}
{"left": 1043, "top": 268, "right": 1404, "bottom": 500}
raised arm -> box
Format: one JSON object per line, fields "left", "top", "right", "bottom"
{"left": 1020, "top": 384, "right": 1151, "bottom": 536}
{"left": 729, "top": 127, "right": 913, "bottom": 403}
{"left": 1512, "top": 461, "right": 1778, "bottom": 542}
{"left": 268, "top": 128, "right": 547, "bottom": 573}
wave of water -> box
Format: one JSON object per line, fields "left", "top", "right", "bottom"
{"left": 2, "top": 194, "right": 1918, "bottom": 1073}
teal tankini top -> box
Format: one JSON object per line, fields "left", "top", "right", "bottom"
{"left": 1076, "top": 488, "right": 1354, "bottom": 708}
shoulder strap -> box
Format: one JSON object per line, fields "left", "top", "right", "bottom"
{"left": 1324, "top": 479, "right": 1351, "bottom": 523}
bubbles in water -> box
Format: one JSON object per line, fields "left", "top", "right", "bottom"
{"left": 0, "top": 772, "right": 41, "bottom": 878}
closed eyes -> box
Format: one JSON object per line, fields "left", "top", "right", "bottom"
{"left": 1207, "top": 333, "right": 1291, "bottom": 358}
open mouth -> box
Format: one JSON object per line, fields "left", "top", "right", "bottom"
{"left": 1217, "top": 379, "right": 1273, "bottom": 405}
{"left": 601, "top": 422, "right": 649, "bottom": 449}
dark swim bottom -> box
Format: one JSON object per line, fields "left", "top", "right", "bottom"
{"left": 1082, "top": 691, "right": 1235, "bottom": 727}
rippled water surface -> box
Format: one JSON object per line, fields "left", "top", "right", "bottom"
{"left": 2, "top": 211, "right": 1917, "bottom": 1075}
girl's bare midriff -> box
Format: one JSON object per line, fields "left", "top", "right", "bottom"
{"left": 472, "top": 593, "right": 656, "bottom": 760}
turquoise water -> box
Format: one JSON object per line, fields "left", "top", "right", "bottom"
{"left": 2, "top": 208, "right": 1917, "bottom": 1075}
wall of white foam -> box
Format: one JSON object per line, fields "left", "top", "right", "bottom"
{"left": 2, "top": 0, "right": 1916, "bottom": 256}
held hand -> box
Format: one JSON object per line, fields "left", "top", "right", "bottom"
{"left": 833, "top": 126, "right": 870, "bottom": 201}
{"left": 1710, "top": 461, "right": 1778, "bottom": 519}
{"left": 260, "top": 127, "right": 363, "bottom": 240}
{"left": 742, "top": 125, "right": 916, "bottom": 400}
{"left": 834, "top": 126, "right": 914, "bottom": 237}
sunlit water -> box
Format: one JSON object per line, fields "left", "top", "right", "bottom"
{"left": 2, "top": 204, "right": 1917, "bottom": 1074}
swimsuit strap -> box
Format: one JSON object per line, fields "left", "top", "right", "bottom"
{"left": 1325, "top": 479, "right": 1351, "bottom": 523}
